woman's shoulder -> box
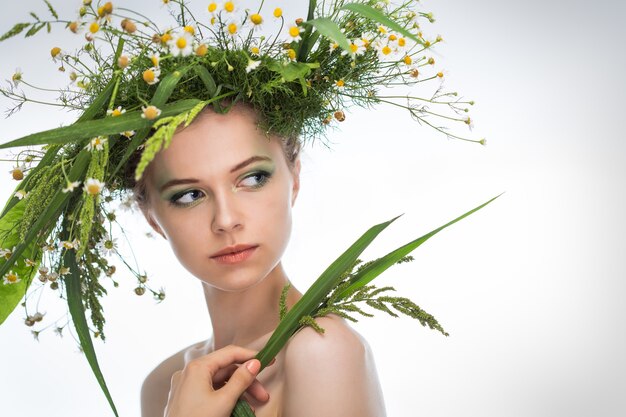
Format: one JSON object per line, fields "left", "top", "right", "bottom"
{"left": 281, "top": 315, "right": 386, "bottom": 416}
{"left": 140, "top": 339, "right": 211, "bottom": 417}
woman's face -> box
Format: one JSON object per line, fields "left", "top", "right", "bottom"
{"left": 141, "top": 105, "right": 300, "bottom": 292}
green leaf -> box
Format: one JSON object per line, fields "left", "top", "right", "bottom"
{"left": 0, "top": 200, "right": 40, "bottom": 324}
{"left": 0, "top": 151, "right": 90, "bottom": 278}
{"left": 336, "top": 194, "right": 502, "bottom": 299}
{"left": 64, "top": 242, "right": 119, "bottom": 417}
{"left": 0, "top": 23, "right": 30, "bottom": 41}
{"left": 341, "top": 3, "right": 423, "bottom": 45}
{"left": 44, "top": 0, "right": 59, "bottom": 19}
{"left": 303, "top": 17, "right": 351, "bottom": 53}
{"left": 267, "top": 61, "right": 315, "bottom": 83}
{"left": 194, "top": 65, "right": 217, "bottom": 97}
{"left": 0, "top": 99, "right": 203, "bottom": 149}
{"left": 25, "top": 23, "right": 45, "bottom": 37}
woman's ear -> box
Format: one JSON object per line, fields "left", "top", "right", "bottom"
{"left": 291, "top": 157, "right": 301, "bottom": 206}
{"left": 142, "top": 208, "right": 167, "bottom": 240}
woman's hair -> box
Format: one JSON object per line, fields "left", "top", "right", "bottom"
{"left": 125, "top": 102, "right": 301, "bottom": 210}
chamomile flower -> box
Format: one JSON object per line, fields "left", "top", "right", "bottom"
{"left": 223, "top": 1, "right": 236, "bottom": 13}
{"left": 121, "top": 130, "right": 135, "bottom": 138}
{"left": 85, "top": 136, "right": 107, "bottom": 151}
{"left": 286, "top": 48, "right": 297, "bottom": 61}
{"left": 195, "top": 43, "right": 208, "bottom": 57}
{"left": 249, "top": 45, "right": 261, "bottom": 56}
{"left": 62, "top": 181, "right": 81, "bottom": 193}
{"left": 227, "top": 23, "right": 238, "bottom": 36}
{"left": 84, "top": 178, "right": 105, "bottom": 195}
{"left": 288, "top": 25, "right": 304, "bottom": 42}
{"left": 342, "top": 40, "right": 366, "bottom": 59}
{"left": 107, "top": 106, "right": 125, "bottom": 117}
{"left": 117, "top": 54, "right": 131, "bottom": 69}
{"left": 14, "top": 190, "right": 28, "bottom": 200}
{"left": 245, "top": 59, "right": 261, "bottom": 73}
{"left": 183, "top": 25, "right": 195, "bottom": 35}
{"left": 97, "top": 235, "right": 118, "bottom": 256}
{"left": 24, "top": 258, "right": 37, "bottom": 267}
{"left": 141, "top": 105, "right": 162, "bottom": 120}
{"left": 335, "top": 79, "right": 345, "bottom": 88}
{"left": 167, "top": 32, "right": 193, "bottom": 57}
{"left": 3, "top": 271, "right": 20, "bottom": 285}
{"left": 50, "top": 47, "right": 62, "bottom": 61}
{"left": 89, "top": 21, "right": 100, "bottom": 34}
{"left": 151, "top": 53, "right": 160, "bottom": 67}
{"left": 329, "top": 42, "right": 339, "bottom": 53}
{"left": 249, "top": 13, "right": 263, "bottom": 27}
{"left": 273, "top": 8, "right": 283, "bottom": 18}
{"left": 142, "top": 67, "right": 161, "bottom": 85}
{"left": 207, "top": 1, "right": 218, "bottom": 13}
{"left": 61, "top": 240, "right": 75, "bottom": 250}
{"left": 11, "top": 68, "right": 23, "bottom": 86}
{"left": 10, "top": 165, "right": 26, "bottom": 181}
{"left": 0, "top": 247, "right": 14, "bottom": 260}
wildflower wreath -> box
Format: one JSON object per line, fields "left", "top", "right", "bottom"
{"left": 0, "top": 1, "right": 494, "bottom": 416}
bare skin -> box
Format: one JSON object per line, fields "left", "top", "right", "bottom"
{"left": 139, "top": 104, "right": 386, "bottom": 417}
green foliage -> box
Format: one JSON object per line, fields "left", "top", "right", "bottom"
{"left": 43, "top": 0, "right": 58, "bottom": 19}
{"left": 19, "top": 163, "right": 63, "bottom": 241}
{"left": 0, "top": 23, "right": 30, "bottom": 41}
{"left": 279, "top": 283, "right": 291, "bottom": 320}
{"left": 0, "top": 201, "right": 40, "bottom": 324}
{"left": 299, "top": 315, "right": 325, "bottom": 334}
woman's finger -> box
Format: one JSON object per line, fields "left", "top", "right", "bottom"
{"left": 244, "top": 377, "right": 270, "bottom": 403}
{"left": 220, "top": 359, "right": 262, "bottom": 401}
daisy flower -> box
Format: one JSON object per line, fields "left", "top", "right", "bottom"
{"left": 207, "top": 2, "right": 218, "bottom": 13}
{"left": 3, "top": 271, "right": 20, "bottom": 285}
{"left": 117, "top": 54, "right": 131, "bottom": 68}
{"left": 85, "top": 136, "right": 107, "bottom": 152}
{"left": 249, "top": 13, "right": 263, "bottom": 27}
{"left": 167, "top": 32, "right": 193, "bottom": 57}
{"left": 249, "top": 45, "right": 261, "bottom": 56}
{"left": 11, "top": 68, "right": 23, "bottom": 87}
{"left": 223, "top": 1, "right": 236, "bottom": 13}
{"left": 84, "top": 178, "right": 105, "bottom": 195}
{"left": 342, "top": 40, "right": 366, "bottom": 59}
{"left": 273, "top": 8, "right": 283, "bottom": 18}
{"left": 107, "top": 106, "right": 126, "bottom": 117}
{"left": 141, "top": 105, "right": 162, "bottom": 120}
{"left": 121, "top": 130, "right": 135, "bottom": 138}
{"left": 288, "top": 25, "right": 304, "bottom": 42}
{"left": 10, "top": 165, "right": 26, "bottom": 180}
{"left": 24, "top": 258, "right": 37, "bottom": 267}
{"left": 97, "top": 235, "right": 118, "bottom": 256}
{"left": 151, "top": 53, "right": 160, "bottom": 67}
{"left": 143, "top": 67, "right": 161, "bottom": 85}
{"left": 246, "top": 59, "right": 261, "bottom": 73}
{"left": 62, "top": 181, "right": 81, "bottom": 193}
{"left": 14, "top": 190, "right": 28, "bottom": 200}
{"left": 61, "top": 240, "right": 75, "bottom": 250}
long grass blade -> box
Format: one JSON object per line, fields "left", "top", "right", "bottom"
{"left": 341, "top": 3, "right": 423, "bottom": 45}
{"left": 303, "top": 17, "right": 351, "bottom": 53}
{"left": 337, "top": 194, "right": 502, "bottom": 299}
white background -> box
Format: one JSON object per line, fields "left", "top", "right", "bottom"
{"left": 1, "top": 1, "right": 625, "bottom": 416}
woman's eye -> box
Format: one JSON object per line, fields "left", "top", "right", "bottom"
{"left": 171, "top": 190, "right": 204, "bottom": 206}
{"left": 239, "top": 171, "right": 272, "bottom": 189}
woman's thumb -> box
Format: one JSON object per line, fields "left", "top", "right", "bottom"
{"left": 222, "top": 359, "right": 261, "bottom": 400}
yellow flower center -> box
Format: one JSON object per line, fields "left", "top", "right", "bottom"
{"left": 118, "top": 55, "right": 130, "bottom": 68}
{"left": 250, "top": 14, "right": 263, "bottom": 25}
{"left": 50, "top": 47, "right": 61, "bottom": 58}
{"left": 195, "top": 44, "right": 208, "bottom": 56}
{"left": 111, "top": 109, "right": 122, "bottom": 117}
{"left": 89, "top": 22, "right": 100, "bottom": 34}
{"left": 224, "top": 1, "right": 234, "bottom": 12}
{"left": 151, "top": 55, "right": 159, "bottom": 67}
{"left": 289, "top": 26, "right": 300, "bottom": 38}
{"left": 287, "top": 48, "right": 296, "bottom": 60}
{"left": 349, "top": 44, "right": 358, "bottom": 53}
{"left": 143, "top": 69, "right": 155, "bottom": 83}
{"left": 382, "top": 45, "right": 391, "bottom": 55}
{"left": 143, "top": 106, "right": 160, "bottom": 120}
{"left": 161, "top": 33, "right": 172, "bottom": 43}
{"left": 250, "top": 46, "right": 260, "bottom": 55}
{"left": 6, "top": 273, "right": 18, "bottom": 283}
{"left": 398, "top": 38, "right": 406, "bottom": 47}
{"left": 274, "top": 8, "right": 283, "bottom": 18}
{"left": 176, "top": 37, "right": 188, "bottom": 49}
{"left": 69, "top": 21, "right": 79, "bottom": 33}
{"left": 336, "top": 79, "right": 345, "bottom": 87}
{"left": 184, "top": 26, "right": 195, "bottom": 35}
{"left": 11, "top": 168, "right": 24, "bottom": 180}
{"left": 208, "top": 3, "right": 217, "bottom": 13}
{"left": 378, "top": 26, "right": 387, "bottom": 34}
{"left": 86, "top": 184, "right": 101, "bottom": 195}
{"left": 228, "top": 23, "right": 237, "bottom": 34}
{"left": 389, "top": 34, "right": 397, "bottom": 41}
{"left": 428, "top": 57, "right": 435, "bottom": 65}
{"left": 437, "top": 72, "right": 444, "bottom": 78}
{"left": 403, "top": 55, "right": 412, "bottom": 65}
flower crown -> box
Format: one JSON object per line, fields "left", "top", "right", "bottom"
{"left": 0, "top": 0, "right": 481, "bottom": 342}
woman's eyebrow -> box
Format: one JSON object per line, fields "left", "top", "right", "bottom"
{"left": 159, "top": 178, "right": 199, "bottom": 192}
{"left": 230, "top": 155, "right": 272, "bottom": 173}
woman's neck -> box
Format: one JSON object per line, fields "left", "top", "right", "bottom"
{"left": 202, "top": 263, "right": 302, "bottom": 350}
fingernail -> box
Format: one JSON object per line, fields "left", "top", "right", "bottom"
{"left": 245, "top": 359, "right": 260, "bottom": 374}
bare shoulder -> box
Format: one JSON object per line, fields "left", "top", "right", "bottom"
{"left": 282, "top": 315, "right": 386, "bottom": 416}
{"left": 140, "top": 340, "right": 209, "bottom": 417}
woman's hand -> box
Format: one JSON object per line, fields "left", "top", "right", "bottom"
{"left": 164, "top": 345, "right": 270, "bottom": 417}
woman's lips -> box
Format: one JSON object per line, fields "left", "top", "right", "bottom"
{"left": 210, "top": 245, "right": 258, "bottom": 264}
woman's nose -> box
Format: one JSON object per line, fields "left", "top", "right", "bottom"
{"left": 211, "top": 191, "right": 243, "bottom": 234}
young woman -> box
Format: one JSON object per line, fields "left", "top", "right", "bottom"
{"left": 136, "top": 103, "right": 386, "bottom": 417}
